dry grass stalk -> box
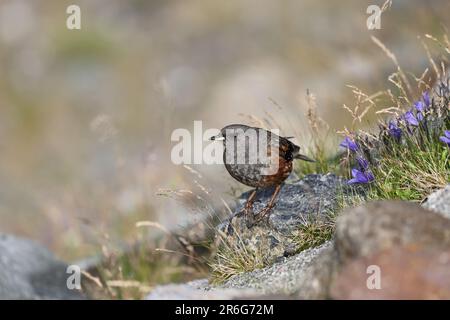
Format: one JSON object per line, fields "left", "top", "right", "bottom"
{"left": 372, "top": 36, "right": 414, "bottom": 102}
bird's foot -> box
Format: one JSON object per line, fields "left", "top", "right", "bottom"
{"left": 245, "top": 214, "right": 256, "bottom": 228}
{"left": 240, "top": 206, "right": 256, "bottom": 228}
{"left": 253, "top": 204, "right": 276, "bottom": 226}
{"left": 251, "top": 184, "right": 281, "bottom": 228}
{"left": 240, "top": 189, "right": 258, "bottom": 228}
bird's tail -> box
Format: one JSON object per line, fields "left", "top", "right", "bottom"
{"left": 294, "top": 153, "right": 315, "bottom": 162}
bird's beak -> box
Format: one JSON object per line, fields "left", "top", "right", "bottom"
{"left": 210, "top": 134, "right": 225, "bottom": 141}
{"left": 295, "top": 154, "right": 315, "bottom": 162}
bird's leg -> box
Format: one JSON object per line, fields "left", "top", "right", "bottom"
{"left": 255, "top": 184, "right": 282, "bottom": 223}
{"left": 242, "top": 189, "right": 258, "bottom": 228}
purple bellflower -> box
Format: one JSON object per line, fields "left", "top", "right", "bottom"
{"left": 414, "top": 98, "right": 428, "bottom": 121}
{"left": 348, "top": 155, "right": 374, "bottom": 184}
{"left": 340, "top": 136, "right": 358, "bottom": 152}
{"left": 348, "top": 168, "right": 374, "bottom": 184}
{"left": 388, "top": 120, "right": 402, "bottom": 140}
{"left": 440, "top": 130, "right": 450, "bottom": 147}
{"left": 417, "top": 111, "right": 424, "bottom": 121}
{"left": 356, "top": 156, "right": 369, "bottom": 171}
{"left": 404, "top": 111, "right": 419, "bottom": 126}
{"left": 422, "top": 91, "right": 431, "bottom": 107}
{"left": 414, "top": 101, "right": 425, "bottom": 113}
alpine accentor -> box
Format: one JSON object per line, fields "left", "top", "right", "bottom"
{"left": 210, "top": 124, "right": 314, "bottom": 227}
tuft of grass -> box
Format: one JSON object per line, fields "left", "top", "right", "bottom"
{"left": 338, "top": 33, "right": 450, "bottom": 202}
{"left": 209, "top": 231, "right": 267, "bottom": 284}
{"left": 369, "top": 137, "right": 449, "bottom": 201}
{"left": 345, "top": 75, "right": 450, "bottom": 201}
{"left": 82, "top": 229, "right": 210, "bottom": 299}
{"left": 291, "top": 217, "right": 335, "bottom": 253}
{"left": 84, "top": 251, "right": 203, "bottom": 299}
{"left": 290, "top": 185, "right": 368, "bottom": 254}
{"left": 337, "top": 186, "right": 369, "bottom": 210}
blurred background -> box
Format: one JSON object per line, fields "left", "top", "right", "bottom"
{"left": 0, "top": 0, "right": 448, "bottom": 260}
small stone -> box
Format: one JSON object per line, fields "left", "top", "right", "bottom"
{"left": 422, "top": 185, "right": 450, "bottom": 220}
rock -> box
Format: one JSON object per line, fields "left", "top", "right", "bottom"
{"left": 0, "top": 233, "right": 85, "bottom": 299}
{"left": 331, "top": 245, "right": 450, "bottom": 299}
{"left": 220, "top": 241, "right": 334, "bottom": 299}
{"left": 329, "top": 201, "right": 450, "bottom": 299}
{"left": 334, "top": 201, "right": 450, "bottom": 264}
{"left": 217, "top": 174, "right": 358, "bottom": 264}
{"left": 423, "top": 185, "right": 450, "bottom": 219}
{"left": 236, "top": 174, "right": 348, "bottom": 234}
{"left": 146, "top": 279, "right": 261, "bottom": 300}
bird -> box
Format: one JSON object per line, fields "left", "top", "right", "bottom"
{"left": 210, "top": 124, "right": 314, "bottom": 227}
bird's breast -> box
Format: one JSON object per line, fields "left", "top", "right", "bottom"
{"left": 223, "top": 151, "right": 293, "bottom": 188}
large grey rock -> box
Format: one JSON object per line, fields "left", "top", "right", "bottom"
{"left": 234, "top": 174, "right": 349, "bottom": 234}
{"left": 216, "top": 174, "right": 358, "bottom": 264}
{"left": 423, "top": 185, "right": 450, "bottom": 219}
{"left": 0, "top": 233, "right": 85, "bottom": 299}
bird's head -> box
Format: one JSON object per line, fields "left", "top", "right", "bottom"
{"left": 209, "top": 124, "right": 251, "bottom": 143}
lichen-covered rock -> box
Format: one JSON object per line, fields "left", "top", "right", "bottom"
{"left": 236, "top": 174, "right": 348, "bottom": 234}
{"left": 0, "top": 233, "right": 85, "bottom": 299}
{"left": 216, "top": 174, "right": 357, "bottom": 264}
{"left": 423, "top": 185, "right": 450, "bottom": 219}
